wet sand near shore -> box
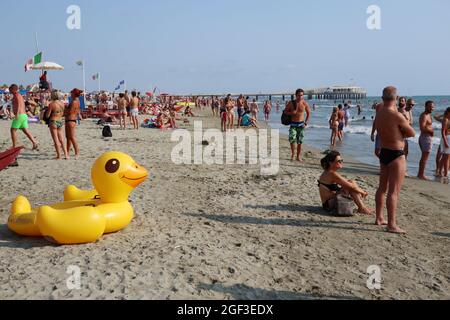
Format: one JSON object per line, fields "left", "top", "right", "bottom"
{"left": 0, "top": 111, "right": 448, "bottom": 300}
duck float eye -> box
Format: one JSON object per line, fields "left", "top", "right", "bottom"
{"left": 105, "top": 159, "right": 120, "bottom": 173}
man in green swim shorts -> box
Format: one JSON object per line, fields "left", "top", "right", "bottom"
{"left": 9, "top": 84, "right": 39, "bottom": 150}
{"left": 284, "top": 89, "right": 311, "bottom": 162}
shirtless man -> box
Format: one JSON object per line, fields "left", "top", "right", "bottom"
{"left": 236, "top": 95, "right": 245, "bottom": 128}
{"left": 417, "top": 101, "right": 435, "bottom": 180}
{"left": 374, "top": 86, "right": 415, "bottom": 234}
{"left": 130, "top": 91, "right": 140, "bottom": 130}
{"left": 117, "top": 93, "right": 127, "bottom": 130}
{"left": 284, "top": 89, "right": 311, "bottom": 162}
{"left": 9, "top": 84, "right": 39, "bottom": 150}
{"left": 124, "top": 90, "right": 132, "bottom": 125}
{"left": 406, "top": 98, "right": 415, "bottom": 126}
{"left": 398, "top": 97, "right": 411, "bottom": 176}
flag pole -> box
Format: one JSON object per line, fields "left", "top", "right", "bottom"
{"left": 82, "top": 60, "right": 86, "bottom": 93}
{"left": 35, "top": 32, "right": 42, "bottom": 76}
{"left": 35, "top": 32, "right": 40, "bottom": 55}
{"left": 98, "top": 74, "right": 101, "bottom": 92}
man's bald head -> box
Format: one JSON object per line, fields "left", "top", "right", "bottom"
{"left": 382, "top": 86, "right": 398, "bottom": 102}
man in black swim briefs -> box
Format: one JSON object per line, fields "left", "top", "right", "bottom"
{"left": 374, "top": 86, "right": 415, "bottom": 234}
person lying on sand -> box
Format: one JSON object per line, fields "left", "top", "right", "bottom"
{"left": 318, "top": 151, "right": 373, "bottom": 215}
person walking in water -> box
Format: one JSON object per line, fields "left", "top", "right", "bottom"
{"left": 284, "top": 89, "right": 311, "bottom": 162}
{"left": 417, "top": 101, "right": 435, "bottom": 180}
{"left": 374, "top": 86, "right": 415, "bottom": 234}
{"left": 9, "top": 84, "right": 39, "bottom": 150}
{"left": 329, "top": 107, "right": 339, "bottom": 148}
{"left": 337, "top": 104, "right": 345, "bottom": 141}
{"left": 398, "top": 97, "right": 411, "bottom": 177}
{"left": 438, "top": 108, "right": 450, "bottom": 178}
{"left": 264, "top": 100, "right": 272, "bottom": 122}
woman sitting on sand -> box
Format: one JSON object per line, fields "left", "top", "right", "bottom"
{"left": 46, "top": 91, "right": 69, "bottom": 160}
{"left": 184, "top": 106, "right": 196, "bottom": 117}
{"left": 318, "top": 151, "right": 372, "bottom": 215}
{"left": 241, "top": 111, "right": 258, "bottom": 128}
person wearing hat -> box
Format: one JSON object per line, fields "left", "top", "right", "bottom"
{"left": 65, "top": 88, "right": 82, "bottom": 159}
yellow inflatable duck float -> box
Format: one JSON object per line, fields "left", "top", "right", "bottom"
{"left": 8, "top": 152, "right": 148, "bottom": 245}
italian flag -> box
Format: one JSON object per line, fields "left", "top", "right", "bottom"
{"left": 24, "top": 52, "right": 42, "bottom": 72}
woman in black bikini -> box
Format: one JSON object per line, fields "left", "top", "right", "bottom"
{"left": 65, "top": 89, "right": 82, "bottom": 160}
{"left": 318, "top": 151, "right": 372, "bottom": 215}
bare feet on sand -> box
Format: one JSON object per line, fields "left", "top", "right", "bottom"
{"left": 387, "top": 226, "right": 407, "bottom": 234}
{"left": 358, "top": 207, "right": 374, "bottom": 215}
{"left": 418, "top": 175, "right": 430, "bottom": 181}
{"left": 375, "top": 219, "right": 388, "bottom": 226}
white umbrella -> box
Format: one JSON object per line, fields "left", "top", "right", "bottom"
{"left": 30, "top": 61, "right": 64, "bottom": 71}
{"left": 29, "top": 84, "right": 41, "bottom": 93}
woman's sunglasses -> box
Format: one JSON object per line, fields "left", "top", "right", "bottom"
{"left": 336, "top": 159, "right": 344, "bottom": 164}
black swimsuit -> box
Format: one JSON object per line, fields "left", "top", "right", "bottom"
{"left": 379, "top": 148, "right": 405, "bottom": 166}
{"left": 318, "top": 181, "right": 342, "bottom": 192}
{"left": 318, "top": 181, "right": 342, "bottom": 211}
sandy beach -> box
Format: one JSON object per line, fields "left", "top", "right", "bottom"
{"left": 0, "top": 111, "right": 449, "bottom": 300}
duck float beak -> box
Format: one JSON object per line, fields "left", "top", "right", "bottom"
{"left": 120, "top": 163, "right": 149, "bottom": 188}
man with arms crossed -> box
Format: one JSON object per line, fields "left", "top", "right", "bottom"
{"left": 284, "top": 89, "right": 311, "bottom": 162}
{"left": 9, "top": 84, "right": 39, "bottom": 150}
{"left": 374, "top": 86, "right": 415, "bottom": 234}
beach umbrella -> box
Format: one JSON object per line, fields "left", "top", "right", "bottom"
{"left": 30, "top": 61, "right": 64, "bottom": 71}
{"left": 29, "top": 84, "right": 41, "bottom": 93}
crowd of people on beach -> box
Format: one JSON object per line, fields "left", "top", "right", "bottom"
{"left": 0, "top": 85, "right": 202, "bottom": 160}
{"left": 317, "top": 86, "right": 450, "bottom": 234}
{"left": 2, "top": 82, "right": 449, "bottom": 235}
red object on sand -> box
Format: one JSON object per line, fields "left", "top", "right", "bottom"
{"left": 174, "top": 105, "right": 186, "bottom": 112}
{"left": 0, "top": 147, "right": 24, "bottom": 171}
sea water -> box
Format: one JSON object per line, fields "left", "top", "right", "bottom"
{"left": 261, "top": 96, "right": 450, "bottom": 178}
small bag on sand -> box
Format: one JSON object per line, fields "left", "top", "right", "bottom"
{"left": 102, "top": 125, "right": 113, "bottom": 138}
{"left": 335, "top": 194, "right": 356, "bottom": 217}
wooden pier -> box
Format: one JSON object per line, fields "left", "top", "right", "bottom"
{"left": 187, "top": 86, "right": 367, "bottom": 101}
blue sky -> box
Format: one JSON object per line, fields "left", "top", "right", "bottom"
{"left": 1, "top": 0, "right": 449, "bottom": 95}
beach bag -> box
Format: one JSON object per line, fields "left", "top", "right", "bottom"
{"left": 281, "top": 100, "right": 296, "bottom": 126}
{"left": 334, "top": 194, "right": 356, "bottom": 217}
{"left": 102, "top": 125, "right": 113, "bottom": 138}
{"left": 42, "top": 108, "right": 50, "bottom": 125}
